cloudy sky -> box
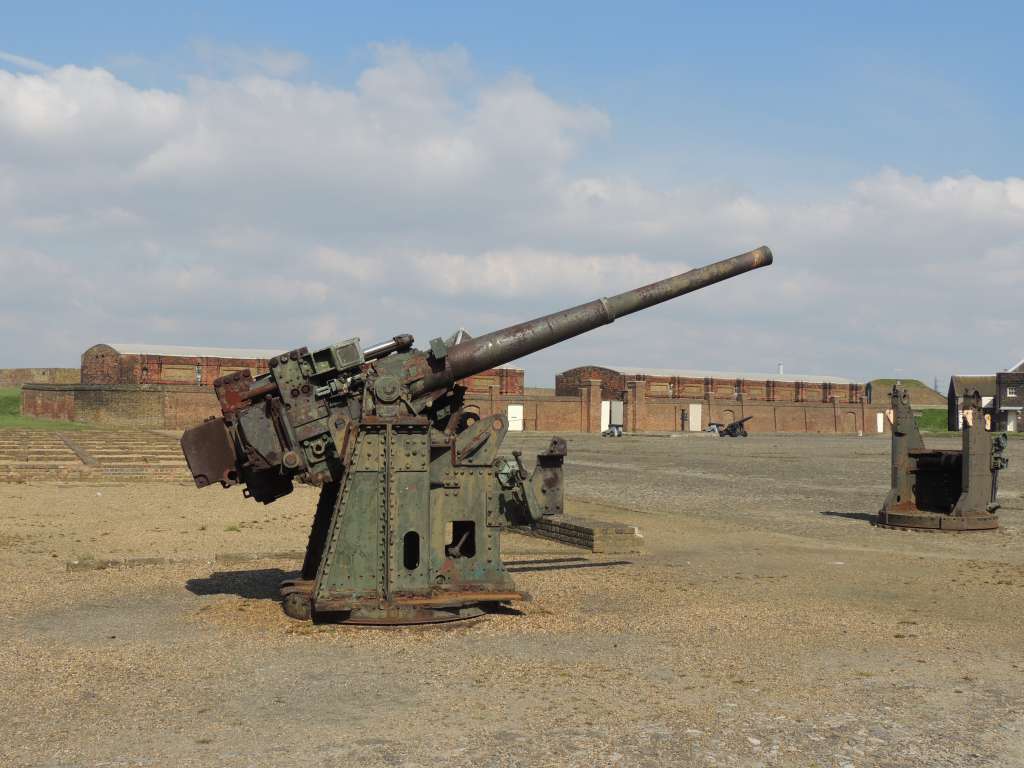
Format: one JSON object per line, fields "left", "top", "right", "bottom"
{"left": 1, "top": 2, "right": 1021, "bottom": 385}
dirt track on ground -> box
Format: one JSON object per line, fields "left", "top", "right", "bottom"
{"left": 2, "top": 431, "right": 1023, "bottom": 767}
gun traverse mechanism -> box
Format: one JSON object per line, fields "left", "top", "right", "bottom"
{"left": 877, "top": 386, "right": 1008, "bottom": 531}
{"left": 181, "top": 246, "right": 773, "bottom": 623}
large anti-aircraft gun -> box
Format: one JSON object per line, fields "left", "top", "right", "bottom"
{"left": 181, "top": 246, "right": 773, "bottom": 623}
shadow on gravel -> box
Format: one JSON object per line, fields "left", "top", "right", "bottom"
{"left": 505, "top": 559, "right": 632, "bottom": 573}
{"left": 820, "top": 510, "right": 877, "bottom": 523}
{"left": 184, "top": 560, "right": 631, "bottom": 602}
{"left": 186, "top": 568, "right": 298, "bottom": 600}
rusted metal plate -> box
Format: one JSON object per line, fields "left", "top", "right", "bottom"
{"left": 180, "top": 418, "right": 237, "bottom": 488}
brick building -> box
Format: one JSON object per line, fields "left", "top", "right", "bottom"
{"left": 557, "top": 366, "right": 863, "bottom": 406}
{"left": 22, "top": 343, "right": 525, "bottom": 430}
{"left": 0, "top": 368, "right": 79, "bottom": 387}
{"left": 460, "top": 366, "right": 523, "bottom": 396}
{"left": 81, "top": 343, "right": 280, "bottom": 386}
{"left": 945, "top": 370, "right": 1024, "bottom": 432}
{"left": 996, "top": 371, "right": 1024, "bottom": 432}
{"left": 21, "top": 343, "right": 281, "bottom": 429}
{"left": 552, "top": 366, "right": 871, "bottom": 434}
{"left": 22, "top": 345, "right": 886, "bottom": 435}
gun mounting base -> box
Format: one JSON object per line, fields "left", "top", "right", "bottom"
{"left": 875, "top": 510, "right": 999, "bottom": 532}
{"left": 280, "top": 579, "right": 528, "bottom": 624}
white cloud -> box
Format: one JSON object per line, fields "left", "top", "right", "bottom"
{"left": 0, "top": 45, "right": 1020, "bottom": 382}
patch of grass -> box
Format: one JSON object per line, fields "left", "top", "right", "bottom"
{"left": 871, "top": 379, "right": 946, "bottom": 406}
{"left": 0, "top": 387, "right": 92, "bottom": 431}
{"left": 872, "top": 378, "right": 927, "bottom": 387}
{"left": 224, "top": 524, "right": 241, "bottom": 533}
{"left": 0, "top": 388, "right": 20, "bottom": 417}
{"left": 915, "top": 409, "right": 949, "bottom": 432}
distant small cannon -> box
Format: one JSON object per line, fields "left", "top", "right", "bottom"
{"left": 706, "top": 415, "right": 753, "bottom": 437}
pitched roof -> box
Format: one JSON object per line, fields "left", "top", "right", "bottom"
{"left": 949, "top": 375, "right": 997, "bottom": 398}
{"left": 94, "top": 342, "right": 523, "bottom": 369}
{"left": 581, "top": 366, "right": 858, "bottom": 385}
{"left": 1012, "top": 358, "right": 1024, "bottom": 372}
{"left": 100, "top": 343, "right": 285, "bottom": 360}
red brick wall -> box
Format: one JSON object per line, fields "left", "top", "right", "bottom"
{"left": 555, "top": 367, "right": 625, "bottom": 399}
{"left": 464, "top": 390, "right": 589, "bottom": 432}
{"left": 80, "top": 345, "right": 271, "bottom": 386}
{"left": 21, "top": 381, "right": 886, "bottom": 435}
{"left": 80, "top": 345, "right": 120, "bottom": 384}
{"left": 558, "top": 368, "right": 864, "bottom": 404}
{"left": 674, "top": 377, "right": 707, "bottom": 398}
{"left": 620, "top": 388, "right": 887, "bottom": 435}
{"left": 126, "top": 354, "right": 270, "bottom": 386}
{"left": 162, "top": 390, "right": 223, "bottom": 429}
{"left": 20, "top": 387, "right": 76, "bottom": 420}
{"left": 21, "top": 384, "right": 221, "bottom": 429}
{"left": 0, "top": 368, "right": 80, "bottom": 386}
{"left": 461, "top": 368, "right": 524, "bottom": 396}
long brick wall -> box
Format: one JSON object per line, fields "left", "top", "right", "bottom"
{"left": 81, "top": 346, "right": 272, "bottom": 386}
{"left": 22, "top": 384, "right": 220, "bottom": 429}
{"left": 466, "top": 378, "right": 888, "bottom": 435}
{"left": 0, "top": 368, "right": 80, "bottom": 387}
{"left": 461, "top": 367, "right": 524, "bottom": 396}
{"left": 22, "top": 378, "right": 889, "bottom": 434}
{"left": 555, "top": 366, "right": 864, "bottom": 404}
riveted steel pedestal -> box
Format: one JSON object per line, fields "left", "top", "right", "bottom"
{"left": 280, "top": 578, "right": 525, "bottom": 624}
{"left": 876, "top": 510, "right": 999, "bottom": 532}
{"left": 877, "top": 387, "right": 1007, "bottom": 534}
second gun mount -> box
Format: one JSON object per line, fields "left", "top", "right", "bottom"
{"left": 706, "top": 415, "right": 753, "bottom": 437}
{"left": 181, "top": 246, "right": 773, "bottom": 624}
{"left": 877, "top": 386, "right": 1009, "bottom": 531}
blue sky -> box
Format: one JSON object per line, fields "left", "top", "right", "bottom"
{"left": 8, "top": 1, "right": 1020, "bottom": 184}
{"left": 1, "top": 2, "right": 1021, "bottom": 384}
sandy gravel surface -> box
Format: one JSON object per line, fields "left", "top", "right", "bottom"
{"left": 1, "top": 432, "right": 1022, "bottom": 767}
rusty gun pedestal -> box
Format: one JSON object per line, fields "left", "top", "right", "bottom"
{"left": 877, "top": 387, "right": 1008, "bottom": 532}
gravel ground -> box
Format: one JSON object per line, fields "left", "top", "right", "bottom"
{"left": 1, "top": 432, "right": 1023, "bottom": 767}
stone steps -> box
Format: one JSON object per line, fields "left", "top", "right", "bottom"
{"left": 529, "top": 515, "right": 643, "bottom": 554}
{"left": 0, "top": 428, "right": 190, "bottom": 482}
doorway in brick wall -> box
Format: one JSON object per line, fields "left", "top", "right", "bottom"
{"left": 688, "top": 403, "right": 702, "bottom": 431}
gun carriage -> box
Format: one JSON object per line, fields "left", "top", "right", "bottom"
{"left": 181, "top": 247, "right": 773, "bottom": 623}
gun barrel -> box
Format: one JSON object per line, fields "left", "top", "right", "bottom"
{"left": 411, "top": 246, "right": 772, "bottom": 397}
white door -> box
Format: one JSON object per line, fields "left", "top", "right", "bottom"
{"left": 688, "top": 403, "right": 702, "bottom": 432}
{"left": 1008, "top": 412, "right": 1018, "bottom": 432}
{"left": 609, "top": 401, "right": 624, "bottom": 427}
{"left": 600, "top": 401, "right": 611, "bottom": 432}
{"left": 876, "top": 412, "right": 885, "bottom": 433}
{"left": 506, "top": 404, "right": 524, "bottom": 432}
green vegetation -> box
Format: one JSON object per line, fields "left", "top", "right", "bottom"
{"left": 872, "top": 378, "right": 928, "bottom": 387}
{"left": 870, "top": 378, "right": 946, "bottom": 405}
{"left": 0, "top": 387, "right": 91, "bottom": 431}
{"left": 913, "top": 407, "right": 1023, "bottom": 438}
{"left": 915, "top": 409, "right": 949, "bottom": 432}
